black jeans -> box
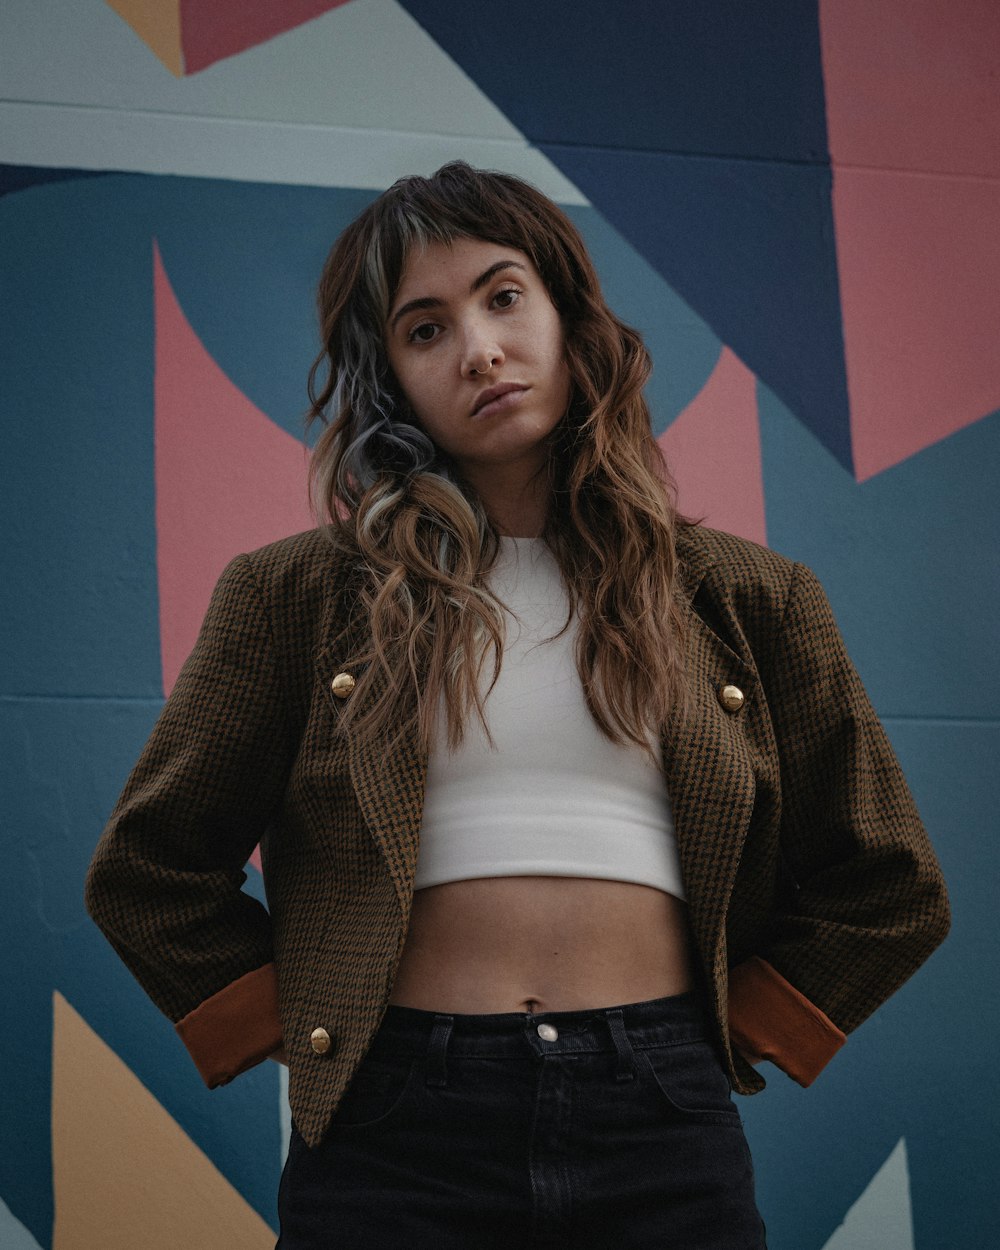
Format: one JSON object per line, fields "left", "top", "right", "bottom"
{"left": 276, "top": 992, "right": 766, "bottom": 1248}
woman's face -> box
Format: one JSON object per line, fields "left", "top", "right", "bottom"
{"left": 384, "top": 237, "right": 571, "bottom": 492}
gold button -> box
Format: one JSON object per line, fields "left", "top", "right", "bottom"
{"left": 718, "top": 684, "right": 745, "bottom": 712}
{"left": 330, "top": 672, "right": 356, "bottom": 700}
{"left": 310, "top": 1027, "right": 332, "bottom": 1055}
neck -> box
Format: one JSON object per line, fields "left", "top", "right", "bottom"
{"left": 464, "top": 462, "right": 550, "bottom": 538}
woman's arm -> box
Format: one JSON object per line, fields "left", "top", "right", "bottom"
{"left": 728, "top": 561, "right": 950, "bottom": 1084}
{"left": 84, "top": 552, "right": 296, "bottom": 1086}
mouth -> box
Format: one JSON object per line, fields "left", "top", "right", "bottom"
{"left": 472, "top": 383, "right": 528, "bottom": 417}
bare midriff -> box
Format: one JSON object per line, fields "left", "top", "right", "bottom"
{"left": 388, "top": 876, "right": 695, "bottom": 1014}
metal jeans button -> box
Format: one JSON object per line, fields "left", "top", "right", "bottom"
{"left": 536, "top": 1023, "right": 559, "bottom": 1042}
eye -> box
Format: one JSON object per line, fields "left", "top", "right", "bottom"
{"left": 492, "top": 286, "right": 522, "bottom": 310}
{"left": 407, "top": 321, "right": 440, "bottom": 345}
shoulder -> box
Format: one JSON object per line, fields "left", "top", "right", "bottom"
{"left": 675, "top": 524, "right": 848, "bottom": 667}
{"left": 675, "top": 522, "right": 797, "bottom": 613}
{"left": 223, "top": 527, "right": 361, "bottom": 654}
{"left": 240, "top": 524, "right": 353, "bottom": 575}
{"left": 238, "top": 526, "right": 355, "bottom": 601}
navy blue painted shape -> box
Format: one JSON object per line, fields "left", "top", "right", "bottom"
{"left": 398, "top": 2, "right": 850, "bottom": 466}
{"left": 0, "top": 163, "right": 114, "bottom": 199}
{"left": 562, "top": 205, "right": 723, "bottom": 432}
{"left": 398, "top": 0, "right": 829, "bottom": 162}
{"left": 548, "top": 148, "right": 851, "bottom": 468}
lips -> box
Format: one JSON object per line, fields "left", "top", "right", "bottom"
{"left": 471, "top": 383, "right": 527, "bottom": 417}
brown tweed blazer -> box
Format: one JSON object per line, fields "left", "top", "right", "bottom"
{"left": 85, "top": 523, "right": 949, "bottom": 1149}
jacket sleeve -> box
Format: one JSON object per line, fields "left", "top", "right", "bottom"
{"left": 728, "top": 561, "right": 950, "bottom": 1085}
{"left": 84, "top": 553, "right": 294, "bottom": 1087}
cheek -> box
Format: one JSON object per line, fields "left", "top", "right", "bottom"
{"left": 391, "top": 362, "right": 437, "bottom": 423}
{"left": 399, "top": 377, "right": 456, "bottom": 448}
{"left": 550, "top": 343, "right": 572, "bottom": 406}
{"left": 540, "top": 316, "right": 569, "bottom": 379}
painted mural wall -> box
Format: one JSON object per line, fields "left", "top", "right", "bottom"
{"left": 1, "top": 1, "right": 997, "bottom": 1246}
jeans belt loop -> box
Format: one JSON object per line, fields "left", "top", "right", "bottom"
{"left": 426, "top": 1014, "right": 454, "bottom": 1088}
{"left": 606, "top": 1007, "right": 638, "bottom": 1082}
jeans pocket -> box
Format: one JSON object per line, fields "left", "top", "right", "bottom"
{"left": 639, "top": 1039, "right": 742, "bottom": 1125}
{"left": 327, "top": 1053, "right": 419, "bottom": 1131}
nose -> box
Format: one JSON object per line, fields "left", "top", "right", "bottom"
{"left": 462, "top": 322, "right": 505, "bottom": 377}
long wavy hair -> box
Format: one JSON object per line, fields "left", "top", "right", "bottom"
{"left": 307, "top": 161, "right": 689, "bottom": 757}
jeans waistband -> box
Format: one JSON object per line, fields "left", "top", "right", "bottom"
{"left": 371, "top": 991, "right": 711, "bottom": 1065}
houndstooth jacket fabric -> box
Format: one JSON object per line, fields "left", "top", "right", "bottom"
{"left": 84, "top": 523, "right": 950, "bottom": 1149}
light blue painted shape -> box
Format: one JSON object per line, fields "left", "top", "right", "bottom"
{"left": 822, "top": 1140, "right": 914, "bottom": 1250}
{"left": 0, "top": 0, "right": 519, "bottom": 136}
{"left": 279, "top": 1066, "right": 291, "bottom": 1167}
{"left": 0, "top": 0, "right": 586, "bottom": 199}
{"left": 0, "top": 1195, "right": 44, "bottom": 1249}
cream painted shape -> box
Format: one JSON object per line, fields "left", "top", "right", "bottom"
{"left": 51, "top": 992, "right": 275, "bottom": 1250}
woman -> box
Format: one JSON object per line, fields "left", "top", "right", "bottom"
{"left": 85, "top": 162, "right": 949, "bottom": 1247}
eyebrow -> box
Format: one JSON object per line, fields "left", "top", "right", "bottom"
{"left": 388, "top": 260, "right": 527, "bottom": 334}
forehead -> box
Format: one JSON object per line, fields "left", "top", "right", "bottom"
{"left": 394, "top": 236, "right": 535, "bottom": 295}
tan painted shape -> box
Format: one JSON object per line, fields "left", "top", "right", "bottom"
{"left": 51, "top": 992, "right": 275, "bottom": 1250}
{"left": 104, "top": 0, "right": 184, "bottom": 77}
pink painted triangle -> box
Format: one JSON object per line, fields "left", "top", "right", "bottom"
{"left": 832, "top": 168, "right": 1000, "bottom": 481}
{"left": 154, "top": 242, "right": 314, "bottom": 873}
{"left": 179, "top": 0, "right": 353, "bottom": 74}
{"left": 658, "top": 346, "right": 766, "bottom": 547}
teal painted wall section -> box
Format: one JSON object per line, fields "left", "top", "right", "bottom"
{"left": 2, "top": 2, "right": 996, "bottom": 1245}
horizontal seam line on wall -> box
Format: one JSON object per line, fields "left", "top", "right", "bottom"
{"left": 830, "top": 161, "right": 1000, "bottom": 185}
{"left": 4, "top": 98, "right": 828, "bottom": 168}
{"left": 0, "top": 98, "right": 533, "bottom": 147}
{"left": 536, "top": 136, "right": 830, "bottom": 167}
{"left": 881, "top": 715, "right": 999, "bottom": 726}
{"left": 0, "top": 694, "right": 164, "bottom": 704}
{"left": 539, "top": 138, "right": 1000, "bottom": 182}
{"left": 5, "top": 100, "right": 995, "bottom": 183}
{"left": 0, "top": 101, "right": 831, "bottom": 168}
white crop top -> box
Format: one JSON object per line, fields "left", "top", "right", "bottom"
{"left": 413, "top": 537, "right": 685, "bottom": 900}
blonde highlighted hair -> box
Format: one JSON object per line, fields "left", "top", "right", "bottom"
{"left": 307, "top": 161, "right": 689, "bottom": 756}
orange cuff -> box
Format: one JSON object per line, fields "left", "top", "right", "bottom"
{"left": 175, "top": 963, "right": 282, "bottom": 1089}
{"left": 728, "top": 956, "right": 846, "bottom": 1086}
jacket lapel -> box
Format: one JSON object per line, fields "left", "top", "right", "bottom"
{"left": 314, "top": 570, "right": 426, "bottom": 916}
{"left": 663, "top": 535, "right": 761, "bottom": 988}
{"left": 346, "top": 671, "right": 426, "bottom": 915}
